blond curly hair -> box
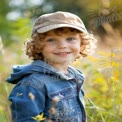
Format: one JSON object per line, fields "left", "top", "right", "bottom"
{"left": 25, "top": 27, "right": 97, "bottom": 60}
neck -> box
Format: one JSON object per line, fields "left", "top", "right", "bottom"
{"left": 49, "top": 62, "right": 70, "bottom": 74}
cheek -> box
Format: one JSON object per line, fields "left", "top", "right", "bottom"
{"left": 42, "top": 44, "right": 52, "bottom": 52}
{"left": 41, "top": 45, "right": 55, "bottom": 56}
{"left": 73, "top": 44, "right": 81, "bottom": 53}
{"left": 41, "top": 46, "right": 49, "bottom": 56}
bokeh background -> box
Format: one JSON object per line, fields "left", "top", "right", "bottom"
{"left": 0, "top": 0, "right": 122, "bottom": 122}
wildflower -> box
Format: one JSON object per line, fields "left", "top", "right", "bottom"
{"left": 28, "top": 92, "right": 35, "bottom": 100}
{"left": 52, "top": 96, "right": 60, "bottom": 104}
{"left": 32, "top": 113, "right": 46, "bottom": 121}
{"left": 48, "top": 107, "right": 56, "bottom": 114}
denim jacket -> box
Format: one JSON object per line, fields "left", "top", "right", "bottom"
{"left": 6, "top": 60, "right": 86, "bottom": 122}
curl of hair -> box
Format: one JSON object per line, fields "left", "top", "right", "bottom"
{"left": 24, "top": 32, "right": 45, "bottom": 60}
{"left": 79, "top": 32, "right": 97, "bottom": 58}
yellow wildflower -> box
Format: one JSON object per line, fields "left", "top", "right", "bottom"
{"left": 32, "top": 113, "right": 46, "bottom": 121}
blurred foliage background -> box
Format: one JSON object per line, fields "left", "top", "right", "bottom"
{"left": 0, "top": 0, "right": 122, "bottom": 122}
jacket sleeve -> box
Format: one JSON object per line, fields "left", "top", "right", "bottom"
{"left": 8, "top": 75, "right": 46, "bottom": 122}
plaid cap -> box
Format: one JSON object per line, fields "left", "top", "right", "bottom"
{"left": 31, "top": 11, "right": 88, "bottom": 36}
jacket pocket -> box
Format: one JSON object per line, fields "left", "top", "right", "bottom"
{"left": 48, "top": 88, "right": 81, "bottom": 120}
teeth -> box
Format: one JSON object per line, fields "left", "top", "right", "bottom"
{"left": 55, "top": 52, "right": 70, "bottom": 55}
{"left": 59, "top": 52, "right": 68, "bottom": 54}
{"left": 59, "top": 53, "right": 67, "bottom": 54}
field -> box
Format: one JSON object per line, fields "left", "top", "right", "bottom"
{"left": 0, "top": 26, "right": 122, "bottom": 122}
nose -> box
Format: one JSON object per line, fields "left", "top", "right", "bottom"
{"left": 57, "top": 40, "right": 67, "bottom": 49}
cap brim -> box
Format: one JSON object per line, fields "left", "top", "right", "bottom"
{"left": 37, "top": 24, "right": 87, "bottom": 34}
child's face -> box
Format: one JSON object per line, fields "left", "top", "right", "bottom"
{"left": 41, "top": 28, "right": 81, "bottom": 65}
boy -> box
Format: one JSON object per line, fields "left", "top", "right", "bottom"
{"left": 6, "top": 11, "right": 96, "bottom": 122}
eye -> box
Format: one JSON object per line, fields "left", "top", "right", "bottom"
{"left": 46, "top": 38, "right": 56, "bottom": 42}
{"left": 67, "top": 37, "right": 76, "bottom": 42}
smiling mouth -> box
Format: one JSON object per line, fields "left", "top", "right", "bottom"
{"left": 54, "top": 52, "right": 71, "bottom": 55}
